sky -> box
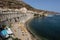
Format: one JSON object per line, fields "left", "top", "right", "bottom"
{"left": 23, "top": 0, "right": 60, "bottom": 12}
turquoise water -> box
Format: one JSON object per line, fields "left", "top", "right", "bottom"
{"left": 29, "top": 15, "right": 60, "bottom": 40}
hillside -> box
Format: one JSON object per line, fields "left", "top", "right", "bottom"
{"left": 0, "top": 0, "right": 59, "bottom": 13}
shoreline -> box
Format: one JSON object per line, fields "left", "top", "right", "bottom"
{"left": 24, "top": 17, "right": 41, "bottom": 40}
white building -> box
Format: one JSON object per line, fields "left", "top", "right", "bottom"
{"left": 20, "top": 7, "right": 27, "bottom": 13}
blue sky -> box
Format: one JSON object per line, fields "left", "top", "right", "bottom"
{"left": 23, "top": 0, "right": 60, "bottom": 12}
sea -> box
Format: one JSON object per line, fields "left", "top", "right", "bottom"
{"left": 28, "top": 15, "right": 60, "bottom": 40}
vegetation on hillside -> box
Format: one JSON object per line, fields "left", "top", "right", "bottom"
{"left": 0, "top": 0, "right": 59, "bottom": 13}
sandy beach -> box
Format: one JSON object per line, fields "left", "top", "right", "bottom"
{"left": 25, "top": 17, "right": 42, "bottom": 40}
